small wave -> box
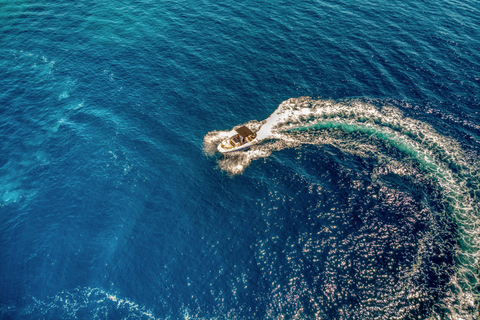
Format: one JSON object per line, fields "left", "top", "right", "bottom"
{"left": 15, "top": 287, "right": 156, "bottom": 320}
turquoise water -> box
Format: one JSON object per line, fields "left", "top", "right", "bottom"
{"left": 1, "top": 0, "right": 479, "bottom": 319}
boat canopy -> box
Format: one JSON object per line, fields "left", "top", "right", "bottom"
{"left": 235, "top": 126, "right": 254, "bottom": 137}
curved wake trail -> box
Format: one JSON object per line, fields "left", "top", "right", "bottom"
{"left": 204, "top": 97, "right": 479, "bottom": 319}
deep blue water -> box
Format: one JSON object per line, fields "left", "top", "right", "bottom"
{"left": 1, "top": 0, "right": 479, "bottom": 319}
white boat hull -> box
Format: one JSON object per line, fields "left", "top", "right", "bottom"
{"left": 217, "top": 138, "right": 259, "bottom": 153}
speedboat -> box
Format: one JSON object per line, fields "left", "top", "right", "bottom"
{"left": 217, "top": 126, "right": 258, "bottom": 153}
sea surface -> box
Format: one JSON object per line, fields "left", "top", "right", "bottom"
{"left": 1, "top": 0, "right": 479, "bottom": 319}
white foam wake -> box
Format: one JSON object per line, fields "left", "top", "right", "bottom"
{"left": 204, "top": 97, "right": 480, "bottom": 319}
